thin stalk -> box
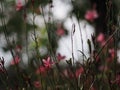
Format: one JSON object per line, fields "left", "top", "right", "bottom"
{"left": 89, "top": 79, "right": 96, "bottom": 90}
{"left": 40, "top": 5, "right": 57, "bottom": 62}
{"left": 0, "top": 1, "right": 22, "bottom": 89}
{"left": 78, "top": 20, "right": 84, "bottom": 63}
{"left": 30, "top": 0, "right": 42, "bottom": 66}
{"left": 0, "top": 0, "right": 20, "bottom": 76}
{"left": 95, "top": 28, "right": 119, "bottom": 59}
{"left": 71, "top": 24, "right": 75, "bottom": 64}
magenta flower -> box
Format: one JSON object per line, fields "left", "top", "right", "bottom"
{"left": 43, "top": 57, "right": 53, "bottom": 69}
{"left": 16, "top": 0, "right": 23, "bottom": 11}
{"left": 57, "top": 53, "right": 65, "bottom": 62}
{"left": 11, "top": 56, "right": 20, "bottom": 65}
{"left": 85, "top": 9, "right": 98, "bottom": 22}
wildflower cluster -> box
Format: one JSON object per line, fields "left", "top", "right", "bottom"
{"left": 0, "top": 0, "right": 119, "bottom": 90}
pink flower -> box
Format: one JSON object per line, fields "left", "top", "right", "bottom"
{"left": 43, "top": 57, "right": 53, "bottom": 69}
{"left": 75, "top": 67, "right": 84, "bottom": 78}
{"left": 57, "top": 53, "right": 65, "bottom": 62}
{"left": 85, "top": 9, "right": 98, "bottom": 22}
{"left": 56, "top": 28, "right": 65, "bottom": 36}
{"left": 96, "top": 33, "right": 105, "bottom": 42}
{"left": 11, "top": 56, "right": 20, "bottom": 65}
{"left": 16, "top": 0, "right": 23, "bottom": 11}
{"left": 33, "top": 81, "right": 41, "bottom": 88}
{"left": 36, "top": 66, "right": 46, "bottom": 74}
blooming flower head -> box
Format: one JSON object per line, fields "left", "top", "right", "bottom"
{"left": 85, "top": 9, "right": 98, "bottom": 22}
{"left": 57, "top": 53, "right": 65, "bottom": 62}
{"left": 43, "top": 57, "right": 53, "bottom": 69}
{"left": 11, "top": 56, "right": 20, "bottom": 65}
{"left": 16, "top": 0, "right": 23, "bottom": 11}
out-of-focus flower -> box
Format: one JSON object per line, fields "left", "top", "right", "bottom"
{"left": 15, "top": 45, "right": 22, "bottom": 53}
{"left": 109, "top": 48, "right": 115, "bottom": 59}
{"left": 56, "top": 28, "right": 65, "bottom": 36}
{"left": 75, "top": 67, "right": 84, "bottom": 78}
{"left": 107, "top": 48, "right": 115, "bottom": 62}
{"left": 11, "top": 56, "right": 20, "bottom": 65}
{"left": 96, "top": 33, "right": 105, "bottom": 43}
{"left": 33, "top": 81, "right": 41, "bottom": 88}
{"left": 85, "top": 9, "right": 98, "bottom": 22}
{"left": 43, "top": 57, "right": 53, "bottom": 69}
{"left": 96, "top": 33, "right": 106, "bottom": 46}
{"left": 36, "top": 66, "right": 46, "bottom": 74}
{"left": 57, "top": 53, "right": 65, "bottom": 61}
{"left": 16, "top": 0, "right": 23, "bottom": 11}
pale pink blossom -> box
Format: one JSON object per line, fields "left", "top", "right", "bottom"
{"left": 85, "top": 10, "right": 98, "bottom": 22}
{"left": 96, "top": 33, "right": 105, "bottom": 43}
{"left": 16, "top": 0, "right": 23, "bottom": 11}
{"left": 15, "top": 45, "right": 22, "bottom": 53}
{"left": 56, "top": 28, "right": 65, "bottom": 36}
